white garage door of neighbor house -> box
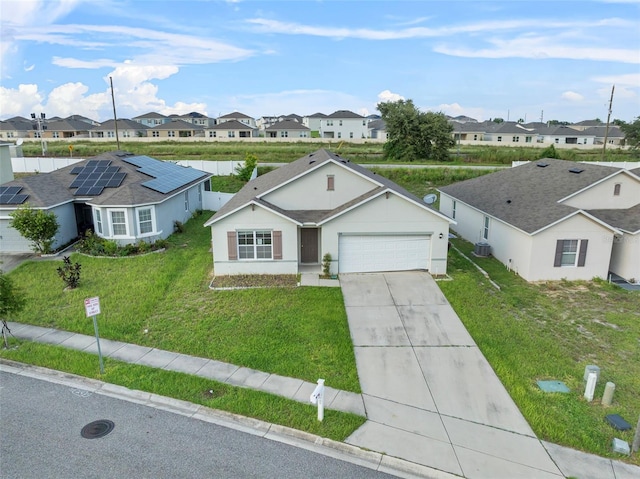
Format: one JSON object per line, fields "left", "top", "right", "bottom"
{"left": 338, "top": 234, "right": 431, "bottom": 273}
{"left": 0, "top": 219, "right": 31, "bottom": 253}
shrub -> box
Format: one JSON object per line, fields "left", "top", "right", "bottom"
{"left": 56, "top": 256, "right": 81, "bottom": 289}
{"left": 9, "top": 204, "right": 59, "bottom": 254}
{"left": 174, "top": 221, "right": 184, "bottom": 233}
{"left": 322, "top": 253, "right": 332, "bottom": 277}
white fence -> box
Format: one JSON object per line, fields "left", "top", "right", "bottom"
{"left": 203, "top": 191, "right": 235, "bottom": 211}
{"left": 512, "top": 160, "right": 639, "bottom": 169}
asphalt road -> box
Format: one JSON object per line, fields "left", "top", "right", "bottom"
{"left": 0, "top": 372, "right": 395, "bottom": 479}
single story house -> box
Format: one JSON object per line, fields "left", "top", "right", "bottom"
{"left": 89, "top": 119, "right": 149, "bottom": 139}
{"left": 265, "top": 119, "right": 310, "bottom": 139}
{"left": 148, "top": 119, "right": 205, "bottom": 138}
{"left": 0, "top": 151, "right": 211, "bottom": 252}
{"left": 438, "top": 159, "right": 640, "bottom": 283}
{"left": 205, "top": 120, "right": 257, "bottom": 139}
{"left": 205, "top": 149, "right": 454, "bottom": 276}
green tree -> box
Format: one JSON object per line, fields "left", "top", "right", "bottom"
{"left": 0, "top": 269, "right": 26, "bottom": 348}
{"left": 9, "top": 204, "right": 59, "bottom": 254}
{"left": 235, "top": 153, "right": 258, "bottom": 181}
{"left": 620, "top": 117, "right": 640, "bottom": 152}
{"left": 540, "top": 144, "right": 561, "bottom": 159}
{"left": 377, "top": 99, "right": 454, "bottom": 162}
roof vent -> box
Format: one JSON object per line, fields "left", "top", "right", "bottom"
{"left": 506, "top": 199, "right": 512, "bottom": 204}
{"left": 309, "top": 160, "right": 315, "bottom": 164}
{"left": 569, "top": 167, "right": 584, "bottom": 174}
{"left": 536, "top": 162, "right": 549, "bottom": 167}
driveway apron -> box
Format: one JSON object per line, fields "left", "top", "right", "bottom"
{"left": 341, "top": 272, "right": 563, "bottom": 479}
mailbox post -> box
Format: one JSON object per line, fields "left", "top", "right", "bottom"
{"left": 309, "top": 379, "right": 325, "bottom": 422}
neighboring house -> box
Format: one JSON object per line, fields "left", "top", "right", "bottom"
{"left": 132, "top": 112, "right": 170, "bottom": 128}
{"left": 217, "top": 112, "right": 257, "bottom": 129}
{"left": 438, "top": 159, "right": 640, "bottom": 283}
{"left": 90, "top": 119, "right": 149, "bottom": 139}
{"left": 41, "top": 119, "right": 92, "bottom": 139}
{"left": 302, "top": 113, "right": 328, "bottom": 137}
{"left": 148, "top": 119, "right": 205, "bottom": 138}
{"left": 0, "top": 118, "right": 33, "bottom": 140}
{"left": 367, "top": 119, "right": 387, "bottom": 140}
{"left": 582, "top": 126, "right": 625, "bottom": 146}
{"left": 205, "top": 149, "right": 453, "bottom": 276}
{"left": 319, "top": 110, "right": 369, "bottom": 140}
{"left": 265, "top": 119, "right": 310, "bottom": 139}
{"left": 535, "top": 125, "right": 595, "bottom": 146}
{"left": 178, "top": 112, "right": 216, "bottom": 127}
{"left": 0, "top": 151, "right": 211, "bottom": 252}
{"left": 206, "top": 120, "right": 257, "bottom": 139}
{"left": 451, "top": 121, "right": 486, "bottom": 142}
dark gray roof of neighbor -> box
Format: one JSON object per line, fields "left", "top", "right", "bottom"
{"left": 0, "top": 151, "right": 209, "bottom": 208}
{"left": 367, "top": 119, "right": 386, "bottom": 130}
{"left": 133, "top": 112, "right": 168, "bottom": 119}
{"left": 92, "top": 119, "right": 149, "bottom": 130}
{"left": 327, "top": 110, "right": 364, "bottom": 119}
{"left": 306, "top": 112, "right": 328, "bottom": 118}
{"left": 206, "top": 149, "right": 439, "bottom": 226}
{"left": 209, "top": 120, "right": 256, "bottom": 130}
{"left": 46, "top": 119, "right": 93, "bottom": 132}
{"left": 265, "top": 119, "right": 310, "bottom": 131}
{"left": 582, "top": 126, "right": 625, "bottom": 137}
{"left": 218, "top": 111, "right": 253, "bottom": 119}
{"left": 439, "top": 159, "right": 628, "bottom": 234}
{"left": 588, "top": 204, "right": 640, "bottom": 233}
{"left": 149, "top": 119, "right": 204, "bottom": 130}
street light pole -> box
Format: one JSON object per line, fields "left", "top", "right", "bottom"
{"left": 31, "top": 112, "right": 47, "bottom": 156}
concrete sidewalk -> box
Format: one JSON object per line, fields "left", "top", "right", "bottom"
{"left": 3, "top": 272, "right": 639, "bottom": 478}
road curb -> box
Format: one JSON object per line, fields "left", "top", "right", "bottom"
{"left": 0, "top": 359, "right": 455, "bottom": 479}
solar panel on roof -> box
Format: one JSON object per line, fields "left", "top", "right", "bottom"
{"left": 68, "top": 160, "right": 126, "bottom": 195}
{"left": 123, "top": 155, "right": 206, "bottom": 194}
{"left": 0, "top": 186, "right": 29, "bottom": 205}
{"left": 70, "top": 166, "right": 85, "bottom": 174}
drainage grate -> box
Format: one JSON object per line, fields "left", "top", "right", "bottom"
{"left": 81, "top": 420, "right": 115, "bottom": 439}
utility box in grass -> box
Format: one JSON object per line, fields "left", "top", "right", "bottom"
{"left": 612, "top": 438, "right": 630, "bottom": 455}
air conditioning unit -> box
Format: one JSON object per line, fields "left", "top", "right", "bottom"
{"left": 474, "top": 242, "right": 491, "bottom": 257}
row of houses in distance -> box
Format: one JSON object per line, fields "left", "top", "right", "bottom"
{"left": 0, "top": 110, "right": 628, "bottom": 148}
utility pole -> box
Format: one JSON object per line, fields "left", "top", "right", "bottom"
{"left": 602, "top": 85, "right": 615, "bottom": 161}
{"left": 110, "top": 76, "right": 121, "bottom": 150}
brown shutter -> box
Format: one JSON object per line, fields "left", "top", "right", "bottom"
{"left": 553, "top": 240, "right": 563, "bottom": 267}
{"left": 327, "top": 175, "right": 335, "bottom": 191}
{"left": 273, "top": 231, "right": 282, "bottom": 260}
{"left": 577, "top": 239, "right": 588, "bottom": 267}
{"left": 227, "top": 231, "right": 237, "bottom": 260}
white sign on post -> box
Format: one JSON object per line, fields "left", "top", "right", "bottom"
{"left": 84, "top": 297, "right": 101, "bottom": 317}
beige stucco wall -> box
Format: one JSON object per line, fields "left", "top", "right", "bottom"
{"left": 210, "top": 205, "right": 298, "bottom": 275}
{"left": 529, "top": 214, "right": 614, "bottom": 282}
{"left": 609, "top": 232, "right": 640, "bottom": 282}
{"left": 263, "top": 162, "right": 377, "bottom": 210}
{"left": 439, "top": 194, "right": 487, "bottom": 244}
{"left": 562, "top": 173, "right": 640, "bottom": 210}
{"left": 321, "top": 193, "right": 451, "bottom": 275}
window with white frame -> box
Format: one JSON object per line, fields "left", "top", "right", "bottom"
{"left": 152, "top": 131, "right": 159, "bottom": 137}
{"left": 184, "top": 191, "right": 189, "bottom": 211}
{"left": 168, "top": 131, "right": 175, "bottom": 137}
{"left": 237, "top": 230, "right": 272, "bottom": 259}
{"left": 95, "top": 209, "right": 103, "bottom": 235}
{"left": 338, "top": 132, "right": 342, "bottom": 138}
{"left": 614, "top": 183, "right": 621, "bottom": 196}
{"left": 326, "top": 120, "right": 333, "bottom": 126}
{"left": 339, "top": 120, "right": 343, "bottom": 126}
{"left": 110, "top": 210, "right": 127, "bottom": 236}
{"left": 198, "top": 184, "right": 202, "bottom": 203}
{"left": 137, "top": 207, "right": 154, "bottom": 234}
{"left": 452, "top": 200, "right": 457, "bottom": 219}
{"left": 483, "top": 216, "right": 489, "bottom": 240}
{"left": 53, "top": 132, "right": 60, "bottom": 138}
{"left": 497, "top": 136, "right": 502, "bottom": 142}
{"left": 228, "top": 131, "right": 235, "bottom": 137}
{"left": 122, "top": 130, "right": 131, "bottom": 137}
{"left": 554, "top": 239, "right": 588, "bottom": 267}
{"left": 107, "top": 131, "right": 115, "bottom": 138}
{"left": 280, "top": 131, "right": 288, "bottom": 138}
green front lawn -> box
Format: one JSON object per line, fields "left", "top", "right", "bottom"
{"left": 4, "top": 212, "right": 360, "bottom": 392}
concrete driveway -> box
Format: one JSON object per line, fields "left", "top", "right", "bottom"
{"left": 0, "top": 253, "right": 36, "bottom": 273}
{"left": 341, "top": 272, "right": 563, "bottom": 479}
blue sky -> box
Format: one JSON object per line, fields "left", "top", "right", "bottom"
{"left": 1, "top": 0, "right": 639, "bottom": 123}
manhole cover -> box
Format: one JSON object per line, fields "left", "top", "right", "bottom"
{"left": 81, "top": 420, "right": 115, "bottom": 439}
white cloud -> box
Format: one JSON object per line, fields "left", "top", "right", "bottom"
{"left": 592, "top": 72, "right": 640, "bottom": 87}
{"left": 561, "top": 91, "right": 585, "bottom": 102}
{"left": 434, "top": 35, "right": 639, "bottom": 64}
{"left": 44, "top": 82, "right": 108, "bottom": 119}
{"left": 377, "top": 90, "right": 405, "bottom": 103}
{"left": 0, "top": 84, "right": 44, "bottom": 117}
{"left": 23, "top": 62, "right": 35, "bottom": 72}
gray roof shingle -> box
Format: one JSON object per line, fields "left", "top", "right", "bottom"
{"left": 439, "top": 159, "right": 629, "bottom": 234}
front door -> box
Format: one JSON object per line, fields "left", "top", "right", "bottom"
{"left": 300, "top": 228, "right": 319, "bottom": 263}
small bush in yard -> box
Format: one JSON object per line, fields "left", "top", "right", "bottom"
{"left": 57, "top": 256, "right": 81, "bottom": 289}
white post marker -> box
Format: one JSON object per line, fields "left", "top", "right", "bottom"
{"left": 309, "top": 379, "right": 325, "bottom": 422}
{"left": 584, "top": 371, "right": 597, "bottom": 402}
{"left": 84, "top": 297, "right": 104, "bottom": 374}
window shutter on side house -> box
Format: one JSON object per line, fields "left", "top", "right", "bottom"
{"left": 553, "top": 240, "right": 563, "bottom": 267}
{"left": 273, "top": 231, "right": 282, "bottom": 260}
{"left": 577, "top": 239, "right": 588, "bottom": 267}
{"left": 227, "top": 231, "right": 237, "bottom": 260}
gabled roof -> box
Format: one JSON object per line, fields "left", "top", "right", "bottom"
{"left": 588, "top": 204, "right": 640, "bottom": 234}
{"left": 367, "top": 119, "right": 386, "bottom": 130}
{"left": 306, "top": 112, "right": 328, "bottom": 118}
{"left": 439, "top": 159, "right": 631, "bottom": 234}
{"left": 265, "top": 119, "right": 310, "bottom": 131}
{"left": 133, "top": 112, "right": 168, "bottom": 119}
{"left": 46, "top": 119, "right": 93, "bottom": 132}
{"left": 218, "top": 111, "right": 253, "bottom": 119}
{"left": 92, "top": 119, "right": 149, "bottom": 130}
{"left": 205, "top": 149, "right": 450, "bottom": 227}
{"left": 209, "top": 120, "right": 256, "bottom": 131}
{"left": 149, "top": 119, "right": 204, "bottom": 131}
{"left": 0, "top": 151, "right": 209, "bottom": 208}
{"left": 582, "top": 126, "right": 624, "bottom": 138}
{"left": 327, "top": 110, "right": 364, "bottom": 119}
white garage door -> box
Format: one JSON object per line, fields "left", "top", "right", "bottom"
{"left": 339, "top": 234, "right": 431, "bottom": 273}
{"left": 0, "top": 218, "right": 31, "bottom": 253}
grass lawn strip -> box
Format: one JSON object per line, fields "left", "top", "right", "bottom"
{"left": 0, "top": 344, "right": 365, "bottom": 441}
{"left": 440, "top": 238, "right": 639, "bottom": 465}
